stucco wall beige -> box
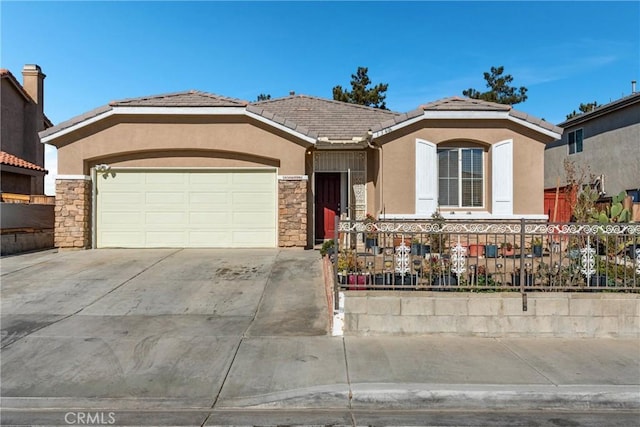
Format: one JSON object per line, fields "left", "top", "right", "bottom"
{"left": 377, "top": 120, "right": 549, "bottom": 216}
{"left": 55, "top": 115, "right": 309, "bottom": 175}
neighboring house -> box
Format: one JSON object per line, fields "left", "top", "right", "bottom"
{"left": 1, "top": 65, "right": 51, "bottom": 195}
{"left": 544, "top": 90, "right": 640, "bottom": 221}
{"left": 40, "top": 92, "right": 561, "bottom": 249}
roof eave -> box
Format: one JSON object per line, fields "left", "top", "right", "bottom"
{"left": 558, "top": 93, "right": 640, "bottom": 128}
{"left": 0, "top": 163, "right": 48, "bottom": 176}
{"left": 372, "top": 111, "right": 562, "bottom": 140}
{"left": 41, "top": 105, "right": 317, "bottom": 146}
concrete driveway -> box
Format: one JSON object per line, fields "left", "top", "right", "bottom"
{"left": 1, "top": 248, "right": 333, "bottom": 424}
{"left": 3, "top": 249, "right": 638, "bottom": 426}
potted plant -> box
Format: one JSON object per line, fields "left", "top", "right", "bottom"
{"left": 411, "top": 237, "right": 423, "bottom": 256}
{"left": 567, "top": 237, "right": 581, "bottom": 260}
{"left": 428, "top": 210, "right": 448, "bottom": 255}
{"left": 363, "top": 213, "right": 378, "bottom": 250}
{"left": 468, "top": 264, "right": 494, "bottom": 287}
{"left": 501, "top": 242, "right": 516, "bottom": 257}
{"left": 320, "top": 239, "right": 335, "bottom": 257}
{"left": 337, "top": 249, "right": 359, "bottom": 286}
{"left": 532, "top": 237, "right": 543, "bottom": 257}
{"left": 428, "top": 256, "right": 456, "bottom": 288}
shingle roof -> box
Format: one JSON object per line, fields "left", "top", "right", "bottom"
{"left": 247, "top": 95, "right": 400, "bottom": 139}
{"left": 0, "top": 150, "right": 47, "bottom": 172}
{"left": 372, "top": 96, "right": 562, "bottom": 135}
{"left": 111, "top": 90, "right": 248, "bottom": 107}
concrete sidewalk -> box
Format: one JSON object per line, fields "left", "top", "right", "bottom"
{"left": 1, "top": 249, "right": 639, "bottom": 426}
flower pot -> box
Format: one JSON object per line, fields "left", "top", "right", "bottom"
{"left": 337, "top": 272, "right": 348, "bottom": 285}
{"left": 501, "top": 247, "right": 515, "bottom": 257}
{"left": 411, "top": 242, "right": 423, "bottom": 256}
{"left": 485, "top": 244, "right": 498, "bottom": 258}
{"left": 511, "top": 273, "right": 534, "bottom": 286}
{"left": 588, "top": 275, "right": 608, "bottom": 288}
{"left": 468, "top": 244, "right": 485, "bottom": 258}
{"left": 370, "top": 245, "right": 382, "bottom": 255}
{"left": 365, "top": 237, "right": 378, "bottom": 249}
{"left": 394, "top": 273, "right": 414, "bottom": 287}
{"left": 348, "top": 273, "right": 368, "bottom": 290}
{"left": 393, "top": 237, "right": 411, "bottom": 247}
{"left": 432, "top": 274, "right": 457, "bottom": 288}
{"left": 532, "top": 245, "right": 543, "bottom": 257}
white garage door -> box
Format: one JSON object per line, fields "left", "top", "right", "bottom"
{"left": 96, "top": 169, "right": 277, "bottom": 248}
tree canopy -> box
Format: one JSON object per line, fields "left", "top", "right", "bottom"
{"left": 566, "top": 101, "right": 600, "bottom": 120}
{"left": 332, "top": 66, "right": 389, "bottom": 109}
{"left": 256, "top": 93, "right": 271, "bottom": 102}
{"left": 462, "top": 66, "right": 528, "bottom": 105}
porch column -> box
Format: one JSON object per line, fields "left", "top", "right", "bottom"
{"left": 54, "top": 176, "right": 92, "bottom": 249}
{"left": 278, "top": 175, "right": 308, "bottom": 248}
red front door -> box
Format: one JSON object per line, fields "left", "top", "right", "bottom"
{"left": 315, "top": 173, "right": 341, "bottom": 240}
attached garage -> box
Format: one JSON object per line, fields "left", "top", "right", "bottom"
{"left": 96, "top": 169, "right": 277, "bottom": 248}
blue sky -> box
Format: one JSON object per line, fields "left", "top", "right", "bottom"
{"left": 2, "top": 1, "right": 638, "bottom": 194}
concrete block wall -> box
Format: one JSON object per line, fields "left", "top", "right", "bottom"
{"left": 1, "top": 230, "right": 54, "bottom": 255}
{"left": 278, "top": 178, "right": 307, "bottom": 248}
{"left": 343, "top": 292, "right": 640, "bottom": 338}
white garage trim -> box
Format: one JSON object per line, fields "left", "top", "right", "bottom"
{"left": 94, "top": 167, "right": 277, "bottom": 248}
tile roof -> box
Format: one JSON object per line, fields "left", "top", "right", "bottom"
{"left": 0, "top": 150, "right": 47, "bottom": 172}
{"left": 372, "top": 96, "right": 562, "bottom": 135}
{"left": 421, "top": 96, "right": 512, "bottom": 111}
{"left": 41, "top": 91, "right": 250, "bottom": 139}
{"left": 111, "top": 90, "right": 248, "bottom": 107}
{"left": 40, "top": 92, "right": 562, "bottom": 143}
{"left": 247, "top": 95, "right": 400, "bottom": 139}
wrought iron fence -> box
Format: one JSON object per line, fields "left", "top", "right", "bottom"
{"left": 331, "top": 219, "right": 640, "bottom": 295}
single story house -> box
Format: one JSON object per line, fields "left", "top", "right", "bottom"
{"left": 40, "top": 92, "right": 561, "bottom": 249}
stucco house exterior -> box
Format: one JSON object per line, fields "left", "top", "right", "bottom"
{"left": 40, "top": 92, "right": 561, "bottom": 249}
{"left": 1, "top": 65, "right": 50, "bottom": 195}
{"left": 544, "top": 90, "right": 640, "bottom": 210}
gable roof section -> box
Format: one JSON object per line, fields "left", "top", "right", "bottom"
{"left": 247, "top": 95, "right": 400, "bottom": 140}
{"left": 559, "top": 92, "right": 640, "bottom": 128}
{"left": 0, "top": 150, "right": 47, "bottom": 173}
{"left": 41, "top": 90, "right": 320, "bottom": 145}
{"left": 1, "top": 69, "right": 53, "bottom": 128}
{"left": 111, "top": 90, "right": 248, "bottom": 107}
{"left": 372, "top": 96, "right": 562, "bottom": 139}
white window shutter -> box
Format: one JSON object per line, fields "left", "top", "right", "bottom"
{"left": 492, "top": 139, "right": 513, "bottom": 215}
{"left": 416, "top": 139, "right": 437, "bottom": 215}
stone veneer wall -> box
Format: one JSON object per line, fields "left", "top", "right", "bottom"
{"left": 342, "top": 292, "right": 640, "bottom": 338}
{"left": 278, "top": 178, "right": 307, "bottom": 247}
{"left": 55, "top": 178, "right": 92, "bottom": 249}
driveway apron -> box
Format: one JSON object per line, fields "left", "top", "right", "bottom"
{"left": 1, "top": 248, "right": 328, "bottom": 414}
